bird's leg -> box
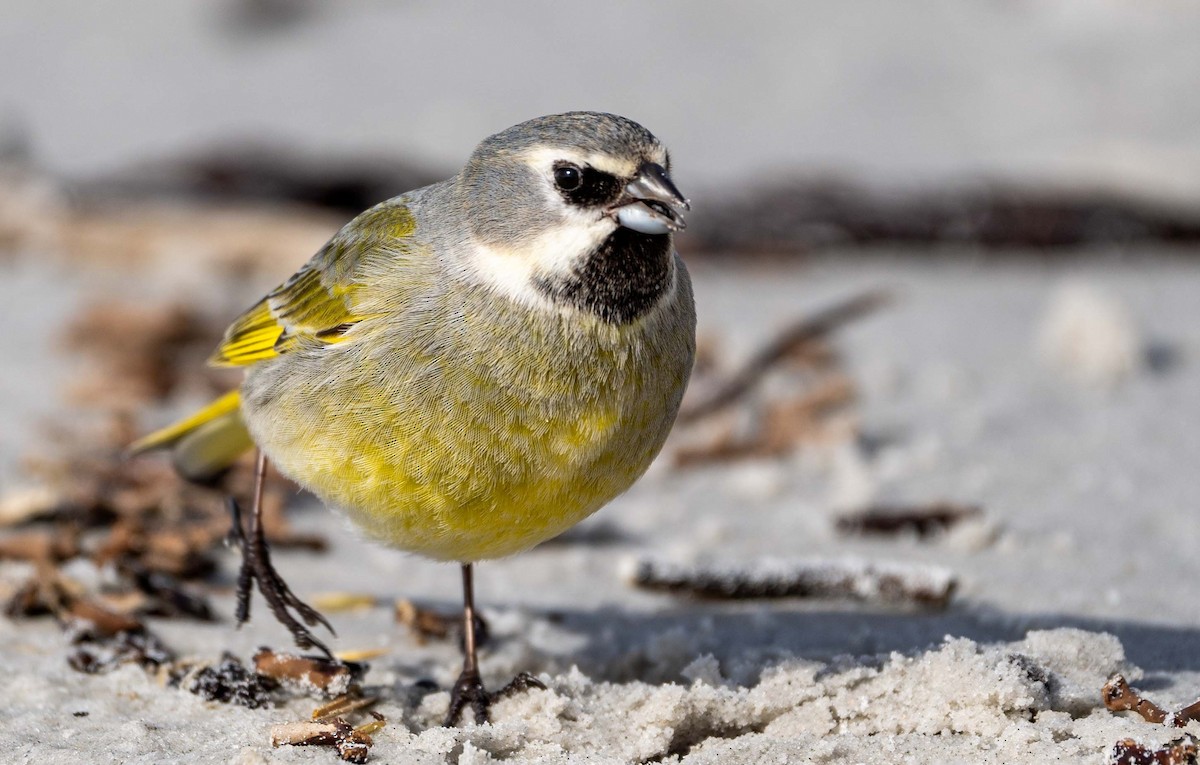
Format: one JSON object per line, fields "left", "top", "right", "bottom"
{"left": 227, "top": 450, "right": 335, "bottom": 658}
{"left": 444, "top": 563, "right": 545, "bottom": 726}
{"left": 446, "top": 563, "right": 488, "bottom": 725}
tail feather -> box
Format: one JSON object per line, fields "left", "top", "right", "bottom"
{"left": 129, "top": 390, "right": 254, "bottom": 481}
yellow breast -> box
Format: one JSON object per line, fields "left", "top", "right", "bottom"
{"left": 240, "top": 269, "right": 695, "bottom": 562}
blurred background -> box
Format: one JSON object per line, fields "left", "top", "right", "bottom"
{"left": 4, "top": 0, "right": 1200, "bottom": 721}
{"left": 5, "top": 0, "right": 1200, "bottom": 225}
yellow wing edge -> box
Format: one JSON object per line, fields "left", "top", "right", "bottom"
{"left": 127, "top": 389, "right": 243, "bottom": 455}
{"left": 208, "top": 301, "right": 284, "bottom": 368}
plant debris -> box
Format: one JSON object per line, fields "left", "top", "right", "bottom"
{"left": 393, "top": 598, "right": 490, "bottom": 650}
{"left": 334, "top": 647, "right": 390, "bottom": 663}
{"left": 0, "top": 170, "right": 341, "bottom": 275}
{"left": 68, "top": 628, "right": 177, "bottom": 674}
{"left": 1, "top": 410, "right": 321, "bottom": 621}
{"left": 312, "top": 693, "right": 380, "bottom": 722}
{"left": 670, "top": 291, "right": 886, "bottom": 467}
{"left": 253, "top": 648, "right": 365, "bottom": 697}
{"left": 4, "top": 568, "right": 74, "bottom": 618}
{"left": 2, "top": 565, "right": 179, "bottom": 673}
{"left": 673, "top": 374, "right": 857, "bottom": 467}
{"left": 176, "top": 652, "right": 279, "bottom": 709}
{"left": 81, "top": 143, "right": 443, "bottom": 216}
{"left": 270, "top": 719, "right": 376, "bottom": 763}
{"left": 0, "top": 485, "right": 61, "bottom": 526}
{"left": 630, "top": 556, "right": 957, "bottom": 608}
{"left": 63, "top": 300, "right": 228, "bottom": 408}
{"left": 684, "top": 179, "right": 1200, "bottom": 255}
{"left": 1110, "top": 735, "right": 1199, "bottom": 765}
{"left": 835, "top": 502, "right": 983, "bottom": 538}
{"left": 123, "top": 563, "right": 216, "bottom": 620}
{"left": 65, "top": 601, "right": 177, "bottom": 675}
{"left": 311, "top": 592, "right": 378, "bottom": 613}
{"left": 63, "top": 597, "right": 147, "bottom": 639}
{"left": 0, "top": 526, "right": 80, "bottom": 563}
{"left": 1103, "top": 674, "right": 1200, "bottom": 727}
{"left": 678, "top": 290, "right": 888, "bottom": 424}
{"left": 271, "top": 693, "right": 386, "bottom": 763}
{"left": 394, "top": 598, "right": 456, "bottom": 644}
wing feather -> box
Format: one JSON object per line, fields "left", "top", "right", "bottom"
{"left": 208, "top": 202, "right": 418, "bottom": 368}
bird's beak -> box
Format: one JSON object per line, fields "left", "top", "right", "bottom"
{"left": 608, "top": 162, "right": 690, "bottom": 235}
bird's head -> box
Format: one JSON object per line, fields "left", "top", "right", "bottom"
{"left": 458, "top": 112, "right": 689, "bottom": 323}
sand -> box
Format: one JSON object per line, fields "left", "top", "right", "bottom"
{"left": 3, "top": 248, "right": 1200, "bottom": 764}
{"left": 4, "top": 2, "right": 1200, "bottom": 761}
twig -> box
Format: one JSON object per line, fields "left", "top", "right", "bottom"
{"left": 1111, "top": 735, "right": 1198, "bottom": 765}
{"left": 312, "top": 694, "right": 379, "bottom": 723}
{"left": 1104, "top": 675, "right": 1200, "bottom": 727}
{"left": 0, "top": 527, "right": 80, "bottom": 563}
{"left": 393, "top": 598, "right": 456, "bottom": 644}
{"left": 253, "top": 648, "right": 363, "bottom": 697}
{"left": 270, "top": 719, "right": 374, "bottom": 763}
{"left": 674, "top": 375, "right": 855, "bottom": 466}
{"left": 630, "top": 555, "right": 956, "bottom": 608}
{"left": 679, "top": 290, "right": 889, "bottom": 424}
{"left": 272, "top": 694, "right": 385, "bottom": 763}
{"left": 836, "top": 503, "right": 983, "bottom": 538}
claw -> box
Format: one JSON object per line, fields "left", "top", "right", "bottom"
{"left": 445, "top": 668, "right": 488, "bottom": 727}
{"left": 443, "top": 669, "right": 546, "bottom": 726}
{"left": 495, "top": 672, "right": 547, "bottom": 699}
{"left": 227, "top": 495, "right": 335, "bottom": 658}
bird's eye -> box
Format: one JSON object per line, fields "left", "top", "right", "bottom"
{"left": 553, "top": 164, "right": 583, "bottom": 191}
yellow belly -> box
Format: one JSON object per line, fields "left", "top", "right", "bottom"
{"left": 293, "top": 396, "right": 654, "bottom": 561}
{"left": 241, "top": 284, "right": 694, "bottom": 562}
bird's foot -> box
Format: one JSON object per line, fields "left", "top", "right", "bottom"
{"left": 227, "top": 498, "right": 336, "bottom": 658}
{"left": 444, "top": 668, "right": 546, "bottom": 726}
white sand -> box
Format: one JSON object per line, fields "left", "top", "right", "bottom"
{"left": 4, "top": 251, "right": 1200, "bottom": 763}
{"left": 5, "top": 3, "right": 1200, "bottom": 761}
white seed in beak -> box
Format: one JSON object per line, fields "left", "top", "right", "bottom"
{"left": 616, "top": 202, "right": 682, "bottom": 235}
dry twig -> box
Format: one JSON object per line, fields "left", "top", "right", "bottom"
{"left": 270, "top": 719, "right": 375, "bottom": 763}
{"left": 674, "top": 374, "right": 856, "bottom": 466}
{"left": 1104, "top": 675, "right": 1200, "bottom": 727}
{"left": 271, "top": 693, "right": 386, "bottom": 763}
{"left": 835, "top": 503, "right": 983, "bottom": 538}
{"left": 1111, "top": 736, "right": 1199, "bottom": 765}
{"left": 630, "top": 556, "right": 956, "bottom": 608}
{"left": 394, "top": 598, "right": 457, "bottom": 644}
{"left": 63, "top": 300, "right": 228, "bottom": 408}
{"left": 312, "top": 693, "right": 380, "bottom": 722}
{"left": 0, "top": 527, "right": 80, "bottom": 563}
{"left": 253, "top": 648, "right": 364, "bottom": 697}
{"left": 679, "top": 290, "right": 889, "bottom": 424}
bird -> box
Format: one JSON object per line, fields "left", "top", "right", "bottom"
{"left": 131, "top": 112, "right": 696, "bottom": 725}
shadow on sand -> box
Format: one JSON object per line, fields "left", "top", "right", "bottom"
{"left": 482, "top": 599, "right": 1200, "bottom": 683}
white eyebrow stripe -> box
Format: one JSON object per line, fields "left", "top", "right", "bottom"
{"left": 520, "top": 146, "right": 641, "bottom": 178}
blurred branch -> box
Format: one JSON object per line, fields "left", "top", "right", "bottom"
{"left": 684, "top": 180, "right": 1200, "bottom": 254}
{"left": 73, "top": 144, "right": 446, "bottom": 215}
{"left": 679, "top": 290, "right": 889, "bottom": 424}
